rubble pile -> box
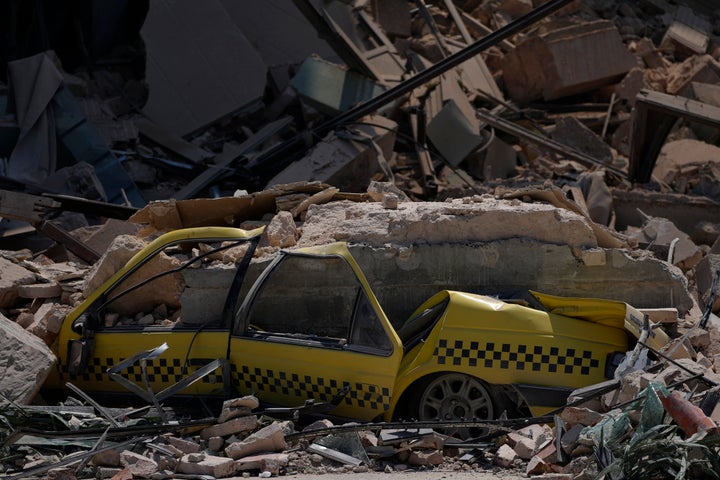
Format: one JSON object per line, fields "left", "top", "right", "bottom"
{"left": 1, "top": 0, "right": 720, "bottom": 478}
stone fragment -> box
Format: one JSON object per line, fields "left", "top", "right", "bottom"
{"left": 91, "top": 447, "right": 122, "bottom": 467}
{"left": 119, "top": 451, "right": 158, "bottom": 478}
{"left": 0, "top": 312, "right": 56, "bottom": 405}
{"left": 200, "top": 415, "right": 259, "bottom": 440}
{"left": 225, "top": 422, "right": 287, "bottom": 460}
{"left": 627, "top": 213, "right": 702, "bottom": 270}
{"left": 263, "top": 211, "right": 298, "bottom": 248}
{"left": 494, "top": 443, "right": 519, "bottom": 467}
{"left": 177, "top": 453, "right": 235, "bottom": 478}
{"left": 560, "top": 424, "right": 584, "bottom": 455}
{"left": 0, "top": 257, "right": 35, "bottom": 308}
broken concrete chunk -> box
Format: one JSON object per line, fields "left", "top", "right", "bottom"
{"left": 200, "top": 415, "right": 259, "bottom": 440}
{"left": 0, "top": 312, "right": 56, "bottom": 406}
{"left": 0, "top": 257, "right": 36, "bottom": 308}
{"left": 225, "top": 422, "right": 287, "bottom": 460}
{"left": 83, "top": 234, "right": 184, "bottom": 315}
{"left": 177, "top": 453, "right": 235, "bottom": 478}
{"left": 266, "top": 115, "right": 397, "bottom": 193}
{"left": 501, "top": 20, "right": 636, "bottom": 103}
{"left": 119, "top": 450, "right": 158, "bottom": 478}
{"left": 494, "top": 443, "right": 519, "bottom": 467}
{"left": 627, "top": 214, "right": 702, "bottom": 270}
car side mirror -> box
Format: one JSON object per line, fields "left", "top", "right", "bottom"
{"left": 67, "top": 338, "right": 94, "bottom": 376}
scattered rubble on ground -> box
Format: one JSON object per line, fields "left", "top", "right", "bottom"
{"left": 2, "top": 0, "right": 720, "bottom": 478}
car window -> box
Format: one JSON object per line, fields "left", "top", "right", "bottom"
{"left": 243, "top": 254, "right": 392, "bottom": 353}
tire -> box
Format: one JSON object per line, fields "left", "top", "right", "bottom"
{"left": 414, "top": 373, "right": 498, "bottom": 439}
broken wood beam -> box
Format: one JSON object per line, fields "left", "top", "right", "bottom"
{"left": 35, "top": 221, "right": 101, "bottom": 263}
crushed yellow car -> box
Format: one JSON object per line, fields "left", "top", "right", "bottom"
{"left": 47, "top": 226, "right": 669, "bottom": 429}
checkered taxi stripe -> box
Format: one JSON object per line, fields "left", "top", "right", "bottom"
{"left": 433, "top": 339, "right": 601, "bottom": 375}
{"left": 58, "top": 357, "right": 225, "bottom": 384}
{"left": 59, "top": 359, "right": 391, "bottom": 412}
{"left": 234, "top": 365, "right": 391, "bottom": 412}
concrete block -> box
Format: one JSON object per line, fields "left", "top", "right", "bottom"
{"left": 225, "top": 422, "right": 286, "bottom": 460}
{"left": 200, "top": 415, "right": 259, "bottom": 440}
{"left": 0, "top": 312, "right": 56, "bottom": 406}
{"left": 501, "top": 20, "right": 636, "bottom": 102}
{"left": 0, "top": 257, "right": 35, "bottom": 308}
{"left": 177, "top": 453, "right": 235, "bottom": 478}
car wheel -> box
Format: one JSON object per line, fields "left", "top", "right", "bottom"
{"left": 415, "top": 373, "right": 497, "bottom": 439}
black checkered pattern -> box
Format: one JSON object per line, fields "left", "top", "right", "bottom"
{"left": 58, "top": 357, "right": 225, "bottom": 384}
{"left": 433, "top": 339, "right": 601, "bottom": 375}
{"left": 234, "top": 365, "right": 391, "bottom": 412}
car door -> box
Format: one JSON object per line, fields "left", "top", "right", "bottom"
{"left": 228, "top": 244, "right": 403, "bottom": 422}
{"left": 50, "top": 227, "right": 263, "bottom": 397}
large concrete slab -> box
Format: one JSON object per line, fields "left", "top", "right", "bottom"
{"left": 0, "top": 312, "right": 56, "bottom": 405}
{"left": 293, "top": 199, "right": 693, "bottom": 324}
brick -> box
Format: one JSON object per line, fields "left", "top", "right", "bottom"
{"left": 200, "top": 415, "right": 258, "bottom": 440}
{"left": 177, "top": 453, "right": 235, "bottom": 478}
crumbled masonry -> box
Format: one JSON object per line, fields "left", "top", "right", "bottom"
{"left": 2, "top": 0, "right": 720, "bottom": 478}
